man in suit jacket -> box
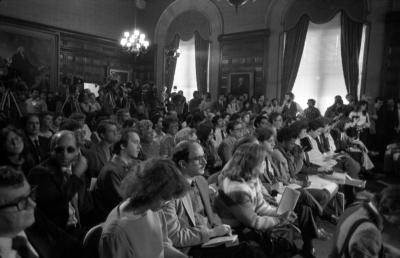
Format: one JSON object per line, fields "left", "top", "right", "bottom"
{"left": 23, "top": 114, "right": 50, "bottom": 166}
{"left": 218, "top": 121, "right": 244, "bottom": 166}
{"left": 85, "top": 120, "right": 119, "bottom": 178}
{"left": 163, "top": 141, "right": 256, "bottom": 258}
{"left": 28, "top": 131, "right": 90, "bottom": 237}
{"left": 0, "top": 166, "right": 81, "bottom": 258}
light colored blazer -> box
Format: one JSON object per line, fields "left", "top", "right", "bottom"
{"left": 162, "top": 176, "right": 221, "bottom": 251}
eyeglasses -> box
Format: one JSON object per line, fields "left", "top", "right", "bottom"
{"left": 54, "top": 146, "right": 76, "bottom": 154}
{"left": 0, "top": 186, "right": 37, "bottom": 211}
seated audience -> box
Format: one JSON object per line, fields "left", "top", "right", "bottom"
{"left": 0, "top": 126, "right": 36, "bottom": 175}
{"left": 197, "top": 123, "right": 222, "bottom": 176}
{"left": 218, "top": 120, "right": 244, "bottom": 165}
{"left": 85, "top": 120, "right": 119, "bottom": 178}
{"left": 160, "top": 116, "right": 179, "bottom": 158}
{"left": 138, "top": 119, "right": 160, "bottom": 159}
{"left": 99, "top": 159, "right": 189, "bottom": 258}
{"left": 215, "top": 143, "right": 317, "bottom": 258}
{"left": 163, "top": 141, "right": 258, "bottom": 258}
{"left": 0, "top": 166, "right": 81, "bottom": 258}
{"left": 151, "top": 114, "right": 166, "bottom": 144}
{"left": 22, "top": 114, "right": 50, "bottom": 166}
{"left": 92, "top": 128, "right": 141, "bottom": 224}
{"left": 28, "top": 131, "right": 91, "bottom": 238}
{"left": 39, "top": 112, "right": 54, "bottom": 139}
{"left": 211, "top": 115, "right": 226, "bottom": 149}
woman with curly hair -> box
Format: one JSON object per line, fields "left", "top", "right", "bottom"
{"left": 0, "top": 126, "right": 35, "bottom": 175}
{"left": 99, "top": 158, "right": 189, "bottom": 258}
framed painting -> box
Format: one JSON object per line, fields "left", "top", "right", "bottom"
{"left": 109, "top": 68, "right": 131, "bottom": 83}
{"left": 227, "top": 72, "right": 254, "bottom": 97}
{"left": 0, "top": 18, "right": 59, "bottom": 91}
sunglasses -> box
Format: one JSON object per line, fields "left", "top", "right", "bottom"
{"left": 0, "top": 186, "right": 37, "bottom": 211}
{"left": 54, "top": 146, "right": 76, "bottom": 154}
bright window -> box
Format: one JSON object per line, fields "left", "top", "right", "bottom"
{"left": 172, "top": 36, "right": 197, "bottom": 100}
{"left": 291, "top": 13, "right": 365, "bottom": 114}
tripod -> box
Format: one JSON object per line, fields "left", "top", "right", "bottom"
{"left": 60, "top": 93, "right": 81, "bottom": 115}
{"left": 0, "top": 89, "right": 22, "bottom": 117}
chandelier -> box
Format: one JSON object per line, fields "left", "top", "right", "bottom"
{"left": 120, "top": 30, "right": 149, "bottom": 56}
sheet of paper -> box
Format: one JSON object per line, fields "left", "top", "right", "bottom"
{"left": 201, "top": 235, "right": 238, "bottom": 248}
{"left": 277, "top": 187, "right": 300, "bottom": 215}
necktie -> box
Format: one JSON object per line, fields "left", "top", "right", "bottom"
{"left": 315, "top": 137, "right": 324, "bottom": 153}
{"left": 33, "top": 139, "right": 41, "bottom": 161}
{"left": 12, "top": 236, "right": 38, "bottom": 258}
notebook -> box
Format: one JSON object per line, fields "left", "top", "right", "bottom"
{"left": 201, "top": 235, "right": 238, "bottom": 248}
{"left": 277, "top": 187, "right": 301, "bottom": 215}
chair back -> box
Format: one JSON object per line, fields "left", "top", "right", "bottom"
{"left": 83, "top": 223, "right": 103, "bottom": 258}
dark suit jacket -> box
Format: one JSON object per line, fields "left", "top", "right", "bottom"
{"left": 26, "top": 209, "right": 82, "bottom": 258}
{"left": 162, "top": 176, "right": 221, "bottom": 252}
{"left": 27, "top": 158, "right": 86, "bottom": 230}
{"left": 24, "top": 136, "right": 50, "bottom": 166}
{"left": 85, "top": 143, "right": 110, "bottom": 178}
{"left": 92, "top": 158, "right": 139, "bottom": 222}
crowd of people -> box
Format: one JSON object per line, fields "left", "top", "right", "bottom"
{"left": 1, "top": 79, "right": 400, "bottom": 258}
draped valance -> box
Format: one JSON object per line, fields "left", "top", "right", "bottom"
{"left": 284, "top": 0, "right": 369, "bottom": 31}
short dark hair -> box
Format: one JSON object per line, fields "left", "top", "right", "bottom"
{"left": 0, "top": 166, "right": 25, "bottom": 188}
{"left": 255, "top": 127, "right": 274, "bottom": 143}
{"left": 122, "top": 159, "right": 189, "bottom": 208}
{"left": 97, "top": 120, "right": 117, "bottom": 135}
{"left": 289, "top": 120, "right": 308, "bottom": 138}
{"left": 229, "top": 113, "right": 241, "bottom": 122}
{"left": 162, "top": 116, "right": 179, "bottom": 132}
{"left": 211, "top": 115, "right": 221, "bottom": 127}
{"left": 277, "top": 126, "right": 297, "bottom": 143}
{"left": 226, "top": 120, "right": 241, "bottom": 135}
{"left": 196, "top": 123, "right": 213, "bottom": 143}
{"left": 308, "top": 99, "right": 316, "bottom": 106}
{"left": 254, "top": 115, "right": 268, "bottom": 128}
{"left": 151, "top": 114, "right": 162, "bottom": 128}
{"left": 268, "top": 112, "right": 281, "bottom": 124}
{"left": 40, "top": 111, "right": 54, "bottom": 120}
{"left": 285, "top": 92, "right": 294, "bottom": 99}
{"left": 60, "top": 119, "right": 82, "bottom": 131}
{"left": 308, "top": 119, "right": 325, "bottom": 132}
{"left": 69, "top": 112, "right": 86, "bottom": 121}
{"left": 113, "top": 128, "right": 138, "bottom": 154}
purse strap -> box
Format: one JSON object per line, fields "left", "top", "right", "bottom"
{"left": 338, "top": 218, "right": 376, "bottom": 258}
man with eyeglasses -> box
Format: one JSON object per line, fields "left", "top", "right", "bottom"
{"left": 163, "top": 141, "right": 255, "bottom": 258}
{"left": 218, "top": 121, "right": 244, "bottom": 166}
{"left": 0, "top": 166, "right": 81, "bottom": 258}
{"left": 28, "top": 130, "right": 89, "bottom": 238}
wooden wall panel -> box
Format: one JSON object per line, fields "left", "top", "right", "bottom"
{"left": 218, "top": 29, "right": 269, "bottom": 97}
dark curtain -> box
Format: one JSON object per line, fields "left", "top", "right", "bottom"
{"left": 194, "top": 31, "right": 209, "bottom": 94}
{"left": 281, "top": 15, "right": 309, "bottom": 100}
{"left": 165, "top": 34, "right": 180, "bottom": 94}
{"left": 341, "top": 12, "right": 363, "bottom": 100}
